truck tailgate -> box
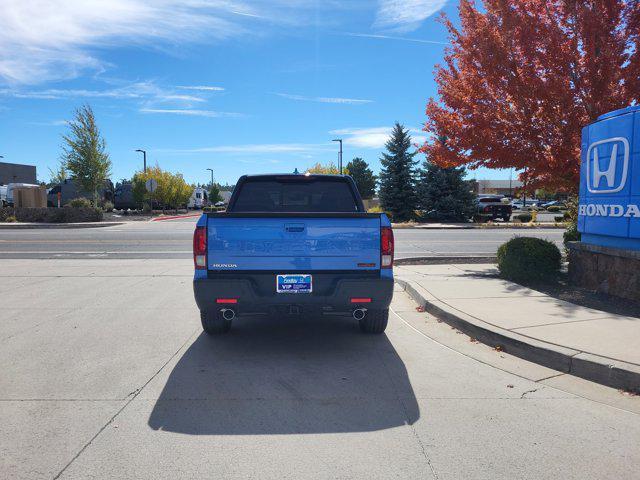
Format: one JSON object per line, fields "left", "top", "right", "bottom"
{"left": 207, "top": 216, "right": 381, "bottom": 271}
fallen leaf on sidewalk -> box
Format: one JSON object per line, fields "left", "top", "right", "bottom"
{"left": 416, "top": 306, "right": 426, "bottom": 312}
{"left": 507, "top": 384, "right": 514, "bottom": 388}
{"left": 469, "top": 337, "right": 478, "bottom": 343}
{"left": 494, "top": 345, "right": 504, "bottom": 352}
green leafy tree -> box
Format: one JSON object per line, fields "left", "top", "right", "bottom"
{"left": 346, "top": 157, "right": 377, "bottom": 200}
{"left": 131, "top": 166, "right": 193, "bottom": 212}
{"left": 306, "top": 161, "right": 348, "bottom": 175}
{"left": 132, "top": 173, "right": 147, "bottom": 208}
{"left": 378, "top": 123, "right": 418, "bottom": 222}
{"left": 48, "top": 161, "right": 68, "bottom": 186}
{"left": 62, "top": 105, "right": 111, "bottom": 205}
{"left": 416, "top": 160, "right": 475, "bottom": 222}
{"left": 209, "top": 183, "right": 222, "bottom": 203}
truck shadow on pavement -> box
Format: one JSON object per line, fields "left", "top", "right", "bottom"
{"left": 148, "top": 314, "right": 419, "bottom": 435}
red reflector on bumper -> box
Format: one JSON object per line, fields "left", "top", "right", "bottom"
{"left": 350, "top": 298, "right": 372, "bottom": 303}
{"left": 216, "top": 298, "right": 238, "bottom": 304}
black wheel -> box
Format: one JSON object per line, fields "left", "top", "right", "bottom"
{"left": 200, "top": 311, "right": 232, "bottom": 335}
{"left": 358, "top": 309, "right": 389, "bottom": 334}
{"left": 502, "top": 216, "right": 511, "bottom": 222}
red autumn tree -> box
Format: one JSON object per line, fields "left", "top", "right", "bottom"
{"left": 422, "top": 0, "right": 640, "bottom": 192}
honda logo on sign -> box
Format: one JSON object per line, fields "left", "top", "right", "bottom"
{"left": 586, "top": 137, "right": 629, "bottom": 194}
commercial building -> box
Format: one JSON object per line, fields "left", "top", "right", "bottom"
{"left": 472, "top": 179, "right": 523, "bottom": 196}
{"left": 0, "top": 162, "right": 37, "bottom": 185}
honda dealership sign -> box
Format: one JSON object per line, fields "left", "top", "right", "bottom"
{"left": 578, "top": 105, "right": 640, "bottom": 250}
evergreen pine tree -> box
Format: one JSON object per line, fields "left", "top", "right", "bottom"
{"left": 346, "top": 157, "right": 377, "bottom": 200}
{"left": 209, "top": 183, "right": 222, "bottom": 203}
{"left": 416, "top": 160, "right": 475, "bottom": 222}
{"left": 378, "top": 123, "right": 417, "bottom": 222}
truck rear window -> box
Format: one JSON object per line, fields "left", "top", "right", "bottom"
{"left": 231, "top": 177, "right": 360, "bottom": 212}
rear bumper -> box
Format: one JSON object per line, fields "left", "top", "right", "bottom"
{"left": 193, "top": 271, "right": 394, "bottom": 316}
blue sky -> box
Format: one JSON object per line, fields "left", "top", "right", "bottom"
{"left": 0, "top": 0, "right": 509, "bottom": 186}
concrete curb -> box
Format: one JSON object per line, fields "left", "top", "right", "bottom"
{"left": 395, "top": 256, "right": 497, "bottom": 265}
{"left": 0, "top": 222, "right": 124, "bottom": 229}
{"left": 395, "top": 277, "right": 640, "bottom": 393}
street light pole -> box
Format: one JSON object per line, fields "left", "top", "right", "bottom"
{"left": 206, "top": 168, "right": 214, "bottom": 188}
{"left": 135, "top": 149, "right": 147, "bottom": 173}
{"left": 509, "top": 168, "right": 513, "bottom": 198}
{"left": 332, "top": 139, "right": 343, "bottom": 174}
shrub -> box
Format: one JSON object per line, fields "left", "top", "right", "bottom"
{"left": 563, "top": 196, "right": 581, "bottom": 246}
{"left": 0, "top": 207, "right": 102, "bottom": 223}
{"left": 102, "top": 201, "right": 114, "bottom": 212}
{"left": 497, "top": 237, "right": 561, "bottom": 282}
{"left": 67, "top": 197, "right": 93, "bottom": 209}
{"left": 515, "top": 212, "right": 532, "bottom": 223}
{"left": 554, "top": 215, "right": 565, "bottom": 222}
{"left": 5, "top": 215, "right": 17, "bottom": 223}
{"left": 547, "top": 205, "right": 561, "bottom": 212}
{"left": 563, "top": 222, "right": 581, "bottom": 244}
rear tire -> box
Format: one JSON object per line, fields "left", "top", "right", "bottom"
{"left": 200, "top": 311, "right": 232, "bottom": 335}
{"left": 359, "top": 309, "right": 388, "bottom": 334}
{"left": 502, "top": 216, "right": 510, "bottom": 222}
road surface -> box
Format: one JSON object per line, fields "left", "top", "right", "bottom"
{"left": 0, "top": 217, "right": 565, "bottom": 259}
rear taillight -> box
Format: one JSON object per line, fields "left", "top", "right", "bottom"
{"left": 381, "top": 226, "right": 394, "bottom": 268}
{"left": 193, "top": 226, "right": 207, "bottom": 270}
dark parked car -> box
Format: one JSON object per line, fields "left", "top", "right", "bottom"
{"left": 476, "top": 196, "right": 512, "bottom": 221}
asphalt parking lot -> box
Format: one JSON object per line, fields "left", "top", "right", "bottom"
{"left": 1, "top": 258, "right": 639, "bottom": 479}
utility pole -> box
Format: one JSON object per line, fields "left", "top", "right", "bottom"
{"left": 135, "top": 149, "right": 147, "bottom": 173}
{"left": 332, "top": 139, "right": 343, "bottom": 174}
{"left": 206, "top": 168, "right": 214, "bottom": 188}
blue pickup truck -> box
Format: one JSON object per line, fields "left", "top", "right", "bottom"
{"left": 192, "top": 174, "right": 394, "bottom": 335}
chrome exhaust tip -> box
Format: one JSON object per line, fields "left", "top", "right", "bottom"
{"left": 221, "top": 308, "right": 236, "bottom": 321}
{"left": 352, "top": 308, "right": 367, "bottom": 321}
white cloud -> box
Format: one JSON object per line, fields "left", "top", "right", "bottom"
{"left": 0, "top": 1, "right": 356, "bottom": 85}
{"left": 177, "top": 85, "right": 225, "bottom": 91}
{"left": 330, "top": 126, "right": 426, "bottom": 149}
{"left": 374, "top": 0, "right": 447, "bottom": 32}
{"left": 139, "top": 108, "right": 242, "bottom": 118}
{"left": 342, "top": 32, "right": 447, "bottom": 45}
{"left": 0, "top": 80, "right": 207, "bottom": 106}
{"left": 0, "top": 1, "right": 249, "bottom": 84}
{"left": 28, "top": 119, "right": 67, "bottom": 126}
{"left": 275, "top": 93, "right": 373, "bottom": 105}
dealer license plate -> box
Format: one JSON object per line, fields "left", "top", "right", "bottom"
{"left": 276, "top": 274, "right": 312, "bottom": 294}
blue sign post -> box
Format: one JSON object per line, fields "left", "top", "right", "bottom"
{"left": 578, "top": 105, "right": 640, "bottom": 250}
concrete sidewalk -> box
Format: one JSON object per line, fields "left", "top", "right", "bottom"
{"left": 395, "top": 264, "right": 640, "bottom": 392}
